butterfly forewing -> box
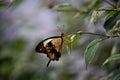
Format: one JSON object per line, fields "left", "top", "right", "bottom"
{"left": 35, "top": 41, "right": 47, "bottom": 53}
{"left": 35, "top": 36, "right": 62, "bottom": 53}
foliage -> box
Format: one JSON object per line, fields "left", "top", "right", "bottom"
{"left": 52, "top": 0, "right": 120, "bottom": 79}
{"left": 84, "top": 39, "right": 102, "bottom": 69}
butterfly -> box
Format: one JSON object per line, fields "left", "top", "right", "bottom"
{"left": 35, "top": 33, "right": 64, "bottom": 67}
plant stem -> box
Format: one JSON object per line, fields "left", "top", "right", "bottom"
{"left": 77, "top": 31, "right": 107, "bottom": 37}
{"left": 77, "top": 31, "right": 119, "bottom": 38}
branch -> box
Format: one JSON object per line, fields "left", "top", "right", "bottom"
{"left": 104, "top": 0, "right": 116, "bottom": 8}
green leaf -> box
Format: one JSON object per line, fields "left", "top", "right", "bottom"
{"left": 84, "top": 39, "right": 102, "bottom": 69}
{"left": 0, "top": 3, "right": 7, "bottom": 8}
{"left": 89, "top": 0, "right": 102, "bottom": 9}
{"left": 70, "top": 33, "right": 80, "bottom": 46}
{"left": 105, "top": 11, "right": 117, "bottom": 21}
{"left": 104, "top": 12, "right": 120, "bottom": 31}
{"left": 53, "top": 3, "right": 75, "bottom": 10}
{"left": 14, "top": 0, "right": 25, "bottom": 6}
{"left": 103, "top": 54, "right": 120, "bottom": 65}
{"left": 64, "top": 36, "right": 72, "bottom": 49}
{"left": 64, "top": 33, "right": 80, "bottom": 53}
{"left": 106, "top": 69, "right": 120, "bottom": 80}
{"left": 73, "top": 13, "right": 80, "bottom": 18}
{"left": 90, "top": 10, "right": 100, "bottom": 24}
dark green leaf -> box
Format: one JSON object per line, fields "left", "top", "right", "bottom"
{"left": 113, "top": 42, "right": 120, "bottom": 54}
{"left": 103, "top": 54, "right": 120, "bottom": 65}
{"left": 105, "top": 11, "right": 117, "bottom": 21}
{"left": 104, "top": 12, "right": 120, "bottom": 31}
{"left": 106, "top": 69, "right": 120, "bottom": 80}
{"left": 84, "top": 39, "right": 102, "bottom": 69}
{"left": 0, "top": 3, "right": 7, "bottom": 8}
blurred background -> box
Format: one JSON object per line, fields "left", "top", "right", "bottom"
{"left": 0, "top": 0, "right": 119, "bottom": 80}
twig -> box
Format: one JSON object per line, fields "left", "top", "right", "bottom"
{"left": 104, "top": 0, "right": 116, "bottom": 8}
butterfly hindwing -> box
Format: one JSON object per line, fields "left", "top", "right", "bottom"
{"left": 46, "top": 41, "right": 61, "bottom": 60}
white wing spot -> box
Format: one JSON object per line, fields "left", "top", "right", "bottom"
{"left": 40, "top": 49, "right": 42, "bottom": 51}
{"left": 43, "top": 39, "right": 53, "bottom": 47}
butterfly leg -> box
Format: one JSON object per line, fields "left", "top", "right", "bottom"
{"left": 47, "top": 59, "right": 51, "bottom": 67}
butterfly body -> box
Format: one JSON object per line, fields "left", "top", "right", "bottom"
{"left": 35, "top": 33, "right": 64, "bottom": 67}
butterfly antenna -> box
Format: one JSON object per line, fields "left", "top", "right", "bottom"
{"left": 57, "top": 25, "right": 65, "bottom": 34}
{"left": 47, "top": 59, "right": 51, "bottom": 67}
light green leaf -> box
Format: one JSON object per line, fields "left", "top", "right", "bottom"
{"left": 53, "top": 3, "right": 74, "bottom": 10}
{"left": 64, "top": 36, "right": 72, "bottom": 49}
{"left": 73, "top": 13, "right": 80, "bottom": 18}
{"left": 103, "top": 54, "right": 120, "bottom": 65}
{"left": 64, "top": 33, "right": 80, "bottom": 53}
{"left": 84, "top": 39, "right": 102, "bottom": 69}
{"left": 90, "top": 10, "right": 99, "bottom": 24}
{"left": 70, "top": 33, "right": 80, "bottom": 46}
